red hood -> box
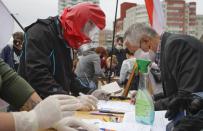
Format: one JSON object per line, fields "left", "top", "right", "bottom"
{"left": 60, "top": 2, "right": 106, "bottom": 49}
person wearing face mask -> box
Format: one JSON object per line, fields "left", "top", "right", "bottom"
{"left": 133, "top": 35, "right": 156, "bottom": 62}
{"left": 125, "top": 23, "right": 203, "bottom": 131}
{"left": 1, "top": 32, "right": 23, "bottom": 71}
{"left": 18, "top": 3, "right": 110, "bottom": 101}
{"left": 119, "top": 49, "right": 138, "bottom": 90}
{"left": 108, "top": 36, "right": 127, "bottom": 76}
{"left": 75, "top": 48, "right": 105, "bottom": 90}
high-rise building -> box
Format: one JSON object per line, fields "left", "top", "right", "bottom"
{"left": 123, "top": 0, "right": 202, "bottom": 38}
{"left": 187, "top": 2, "right": 197, "bottom": 37}
{"left": 120, "top": 2, "right": 137, "bottom": 20}
{"left": 115, "top": 2, "right": 137, "bottom": 35}
{"left": 123, "top": 4, "right": 150, "bottom": 32}
{"left": 99, "top": 30, "right": 113, "bottom": 48}
{"left": 165, "top": 0, "right": 186, "bottom": 34}
{"left": 165, "top": 0, "right": 197, "bottom": 36}
{"left": 197, "top": 15, "right": 203, "bottom": 39}
{"left": 58, "top": 0, "right": 99, "bottom": 14}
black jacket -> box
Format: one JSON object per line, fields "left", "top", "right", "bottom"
{"left": 155, "top": 32, "right": 203, "bottom": 110}
{"left": 108, "top": 47, "right": 126, "bottom": 76}
{"left": 18, "top": 16, "right": 90, "bottom": 98}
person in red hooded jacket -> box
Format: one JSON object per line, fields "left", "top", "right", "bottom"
{"left": 18, "top": 2, "right": 109, "bottom": 100}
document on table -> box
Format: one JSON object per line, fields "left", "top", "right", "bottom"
{"left": 97, "top": 100, "right": 135, "bottom": 113}
{"left": 152, "top": 111, "right": 170, "bottom": 131}
{"left": 83, "top": 119, "right": 151, "bottom": 131}
{"left": 123, "top": 110, "right": 170, "bottom": 131}
{"left": 101, "top": 82, "right": 122, "bottom": 94}
{"left": 84, "top": 101, "right": 170, "bottom": 131}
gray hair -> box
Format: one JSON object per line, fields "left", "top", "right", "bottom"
{"left": 124, "top": 23, "right": 158, "bottom": 47}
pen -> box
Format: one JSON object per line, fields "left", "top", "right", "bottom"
{"left": 99, "top": 128, "right": 116, "bottom": 131}
{"left": 78, "top": 128, "right": 116, "bottom": 131}
{"left": 90, "top": 111, "right": 119, "bottom": 116}
{"left": 102, "top": 117, "right": 109, "bottom": 122}
{"left": 99, "top": 109, "right": 125, "bottom": 114}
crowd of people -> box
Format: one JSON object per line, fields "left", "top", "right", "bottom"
{"left": 0, "top": 2, "right": 203, "bottom": 131}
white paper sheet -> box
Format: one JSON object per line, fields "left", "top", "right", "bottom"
{"left": 152, "top": 111, "right": 170, "bottom": 131}
{"left": 89, "top": 101, "right": 169, "bottom": 131}
{"left": 123, "top": 111, "right": 169, "bottom": 131}
{"left": 97, "top": 100, "right": 135, "bottom": 113}
{"left": 83, "top": 119, "right": 151, "bottom": 131}
{"left": 101, "top": 82, "right": 122, "bottom": 94}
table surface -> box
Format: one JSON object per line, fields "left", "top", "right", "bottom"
{"left": 41, "top": 108, "right": 125, "bottom": 131}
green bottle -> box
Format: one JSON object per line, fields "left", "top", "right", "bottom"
{"left": 135, "top": 59, "right": 155, "bottom": 125}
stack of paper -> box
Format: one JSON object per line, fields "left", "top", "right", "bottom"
{"left": 97, "top": 100, "right": 135, "bottom": 113}
{"left": 101, "top": 82, "right": 122, "bottom": 94}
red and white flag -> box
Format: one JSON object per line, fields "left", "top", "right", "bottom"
{"left": 145, "top": 0, "right": 165, "bottom": 35}
{"left": 0, "top": 0, "right": 14, "bottom": 49}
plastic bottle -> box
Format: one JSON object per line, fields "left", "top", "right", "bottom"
{"left": 135, "top": 59, "right": 155, "bottom": 125}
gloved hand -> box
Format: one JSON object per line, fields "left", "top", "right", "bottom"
{"left": 173, "top": 110, "right": 203, "bottom": 131}
{"left": 91, "top": 89, "right": 111, "bottom": 100}
{"left": 77, "top": 94, "right": 98, "bottom": 111}
{"left": 12, "top": 95, "right": 80, "bottom": 131}
{"left": 165, "top": 96, "right": 192, "bottom": 121}
{"left": 53, "top": 117, "right": 99, "bottom": 131}
{"left": 165, "top": 94, "right": 203, "bottom": 121}
{"left": 189, "top": 94, "right": 203, "bottom": 114}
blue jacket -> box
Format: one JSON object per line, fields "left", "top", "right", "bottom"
{"left": 1, "top": 45, "right": 15, "bottom": 69}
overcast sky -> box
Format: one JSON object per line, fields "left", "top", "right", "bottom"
{"left": 2, "top": 0, "right": 203, "bottom": 31}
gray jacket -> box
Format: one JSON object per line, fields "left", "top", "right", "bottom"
{"left": 75, "top": 51, "right": 104, "bottom": 86}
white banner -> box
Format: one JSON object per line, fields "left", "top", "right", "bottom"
{"left": 145, "top": 0, "right": 165, "bottom": 35}
{"left": 0, "top": 0, "right": 14, "bottom": 50}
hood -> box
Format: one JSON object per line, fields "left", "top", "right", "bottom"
{"left": 60, "top": 2, "right": 106, "bottom": 49}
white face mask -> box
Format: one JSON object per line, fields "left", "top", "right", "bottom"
{"left": 83, "top": 21, "right": 99, "bottom": 41}
{"left": 134, "top": 49, "right": 155, "bottom": 61}
{"left": 115, "top": 45, "right": 123, "bottom": 50}
{"left": 79, "top": 21, "right": 100, "bottom": 54}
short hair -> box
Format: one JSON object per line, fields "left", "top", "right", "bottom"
{"left": 116, "top": 36, "right": 123, "bottom": 43}
{"left": 95, "top": 46, "right": 108, "bottom": 57}
{"left": 13, "top": 32, "right": 24, "bottom": 40}
{"left": 125, "top": 48, "right": 134, "bottom": 56}
{"left": 124, "top": 23, "right": 158, "bottom": 47}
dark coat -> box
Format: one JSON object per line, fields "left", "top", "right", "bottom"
{"left": 18, "top": 16, "right": 90, "bottom": 99}
{"left": 108, "top": 47, "right": 126, "bottom": 76}
{"left": 155, "top": 32, "right": 203, "bottom": 110}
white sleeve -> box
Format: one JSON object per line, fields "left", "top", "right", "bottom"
{"left": 119, "top": 61, "right": 128, "bottom": 83}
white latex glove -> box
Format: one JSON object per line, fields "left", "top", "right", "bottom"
{"left": 77, "top": 94, "right": 98, "bottom": 111}
{"left": 91, "top": 89, "right": 111, "bottom": 101}
{"left": 53, "top": 117, "right": 99, "bottom": 131}
{"left": 12, "top": 95, "right": 80, "bottom": 131}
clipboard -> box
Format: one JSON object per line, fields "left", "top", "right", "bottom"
{"left": 122, "top": 63, "right": 138, "bottom": 97}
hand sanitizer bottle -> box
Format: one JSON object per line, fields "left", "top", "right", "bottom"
{"left": 135, "top": 59, "right": 155, "bottom": 125}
